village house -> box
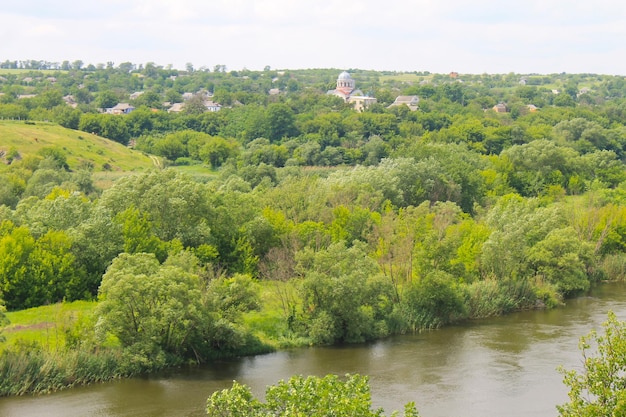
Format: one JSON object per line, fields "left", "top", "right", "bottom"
{"left": 106, "top": 103, "right": 135, "bottom": 115}
{"left": 388, "top": 95, "right": 420, "bottom": 111}
{"left": 129, "top": 91, "right": 144, "bottom": 100}
{"left": 167, "top": 103, "right": 185, "bottom": 113}
{"left": 492, "top": 103, "right": 508, "bottom": 113}
{"left": 204, "top": 100, "right": 221, "bottom": 112}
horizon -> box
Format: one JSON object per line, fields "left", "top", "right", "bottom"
{"left": 2, "top": 1, "right": 626, "bottom": 76}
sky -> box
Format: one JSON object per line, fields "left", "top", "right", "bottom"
{"left": 1, "top": 0, "right": 626, "bottom": 75}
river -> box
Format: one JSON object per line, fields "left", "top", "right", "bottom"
{"left": 1, "top": 282, "right": 625, "bottom": 417}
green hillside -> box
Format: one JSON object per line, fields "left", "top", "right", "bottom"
{"left": 0, "top": 120, "right": 156, "bottom": 173}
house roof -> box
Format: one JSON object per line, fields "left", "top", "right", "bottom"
{"left": 112, "top": 103, "right": 134, "bottom": 110}
{"left": 167, "top": 103, "right": 185, "bottom": 113}
{"left": 388, "top": 95, "right": 420, "bottom": 110}
{"left": 493, "top": 103, "right": 508, "bottom": 112}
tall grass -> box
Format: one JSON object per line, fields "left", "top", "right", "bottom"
{"left": 0, "top": 344, "right": 128, "bottom": 396}
{"left": 598, "top": 253, "right": 626, "bottom": 282}
{"left": 464, "top": 278, "right": 537, "bottom": 318}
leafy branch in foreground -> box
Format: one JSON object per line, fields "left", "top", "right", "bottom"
{"left": 206, "top": 374, "right": 420, "bottom": 417}
{"left": 558, "top": 311, "right": 626, "bottom": 416}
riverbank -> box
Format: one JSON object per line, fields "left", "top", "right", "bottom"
{"left": 2, "top": 282, "right": 625, "bottom": 417}
{"left": 0, "top": 278, "right": 614, "bottom": 397}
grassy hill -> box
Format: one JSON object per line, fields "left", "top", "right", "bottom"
{"left": 0, "top": 120, "right": 158, "bottom": 187}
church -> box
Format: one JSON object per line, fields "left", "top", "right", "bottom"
{"left": 327, "top": 71, "right": 377, "bottom": 111}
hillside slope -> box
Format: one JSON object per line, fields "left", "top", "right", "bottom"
{"left": 0, "top": 120, "right": 155, "bottom": 172}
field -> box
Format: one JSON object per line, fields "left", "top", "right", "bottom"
{"left": 2, "top": 301, "right": 97, "bottom": 351}
{"left": 0, "top": 69, "right": 64, "bottom": 75}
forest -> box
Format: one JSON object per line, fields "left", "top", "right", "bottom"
{"left": 2, "top": 62, "right": 626, "bottom": 399}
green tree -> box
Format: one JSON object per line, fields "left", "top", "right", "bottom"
{"left": 132, "top": 90, "right": 162, "bottom": 109}
{"left": 96, "top": 90, "right": 120, "bottom": 109}
{"left": 115, "top": 206, "right": 169, "bottom": 262}
{"left": 206, "top": 374, "right": 420, "bottom": 417}
{"left": 527, "top": 227, "right": 593, "bottom": 296}
{"left": 183, "top": 94, "right": 208, "bottom": 115}
{"left": 558, "top": 311, "right": 626, "bottom": 416}
{"left": 198, "top": 136, "right": 238, "bottom": 168}
{"left": 0, "top": 221, "right": 81, "bottom": 309}
{"left": 69, "top": 206, "right": 124, "bottom": 296}
{"left": 297, "top": 241, "right": 393, "bottom": 344}
{"left": 266, "top": 103, "right": 298, "bottom": 141}
{"left": 0, "top": 222, "right": 37, "bottom": 310}
{"left": 98, "top": 170, "right": 212, "bottom": 248}
{"left": 153, "top": 135, "right": 187, "bottom": 161}
{"left": 96, "top": 252, "right": 204, "bottom": 358}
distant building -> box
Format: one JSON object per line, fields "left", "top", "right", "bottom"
{"left": 388, "top": 95, "right": 420, "bottom": 111}
{"left": 492, "top": 103, "right": 508, "bottom": 113}
{"left": 167, "top": 103, "right": 185, "bottom": 113}
{"left": 204, "top": 100, "right": 221, "bottom": 112}
{"left": 130, "top": 91, "right": 144, "bottom": 100}
{"left": 327, "top": 71, "right": 377, "bottom": 111}
{"left": 63, "top": 95, "right": 78, "bottom": 108}
{"left": 107, "top": 103, "right": 135, "bottom": 114}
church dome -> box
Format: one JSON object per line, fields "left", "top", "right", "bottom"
{"left": 338, "top": 71, "right": 352, "bottom": 80}
{"left": 336, "top": 71, "right": 355, "bottom": 95}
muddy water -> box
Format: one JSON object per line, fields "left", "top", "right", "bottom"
{"left": 1, "top": 283, "right": 625, "bottom": 417}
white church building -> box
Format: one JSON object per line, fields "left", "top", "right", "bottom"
{"left": 327, "top": 71, "right": 377, "bottom": 111}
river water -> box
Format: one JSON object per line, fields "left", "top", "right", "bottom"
{"left": 1, "top": 282, "right": 625, "bottom": 417}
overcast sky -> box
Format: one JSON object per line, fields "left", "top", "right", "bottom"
{"left": 1, "top": 0, "right": 625, "bottom": 75}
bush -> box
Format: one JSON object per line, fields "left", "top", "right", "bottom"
{"left": 397, "top": 271, "right": 466, "bottom": 331}
{"left": 558, "top": 311, "right": 626, "bottom": 416}
{"left": 206, "top": 374, "right": 420, "bottom": 417}
{"left": 464, "top": 278, "right": 536, "bottom": 318}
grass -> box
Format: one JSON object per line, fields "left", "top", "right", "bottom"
{"left": 0, "top": 120, "right": 156, "bottom": 173}
{"left": 171, "top": 164, "right": 219, "bottom": 182}
{"left": 0, "top": 69, "right": 65, "bottom": 75}
{"left": 2, "top": 301, "right": 97, "bottom": 352}
{"left": 380, "top": 73, "right": 431, "bottom": 83}
{"left": 243, "top": 280, "right": 306, "bottom": 348}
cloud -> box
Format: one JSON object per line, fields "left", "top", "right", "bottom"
{"left": 1, "top": 0, "right": 626, "bottom": 74}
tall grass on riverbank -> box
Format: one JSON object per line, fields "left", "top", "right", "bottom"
{"left": 0, "top": 344, "right": 128, "bottom": 396}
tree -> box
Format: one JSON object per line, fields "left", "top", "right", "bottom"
{"left": 133, "top": 90, "right": 162, "bottom": 109}
{"left": 0, "top": 221, "right": 81, "bottom": 309}
{"left": 198, "top": 136, "right": 238, "bottom": 168}
{"left": 266, "top": 103, "right": 298, "bottom": 141}
{"left": 69, "top": 206, "right": 124, "bottom": 296}
{"left": 558, "top": 311, "right": 626, "bottom": 416}
{"left": 96, "top": 252, "right": 204, "bottom": 358}
{"left": 297, "top": 241, "right": 393, "bottom": 344}
{"left": 95, "top": 90, "right": 120, "bottom": 109}
{"left": 184, "top": 94, "right": 208, "bottom": 115}
{"left": 206, "top": 374, "right": 420, "bottom": 417}
{"left": 97, "top": 170, "right": 212, "bottom": 248}
{"left": 527, "top": 227, "right": 593, "bottom": 296}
